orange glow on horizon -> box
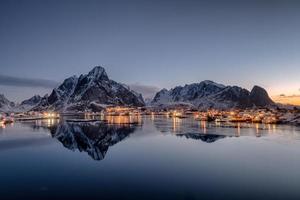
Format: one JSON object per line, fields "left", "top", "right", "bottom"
{"left": 271, "top": 95, "right": 300, "bottom": 106}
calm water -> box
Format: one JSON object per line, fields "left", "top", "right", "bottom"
{"left": 0, "top": 116, "right": 300, "bottom": 200}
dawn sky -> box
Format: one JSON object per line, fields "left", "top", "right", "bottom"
{"left": 1, "top": 0, "right": 300, "bottom": 102}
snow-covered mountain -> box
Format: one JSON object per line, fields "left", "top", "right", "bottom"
{"left": 152, "top": 80, "right": 274, "bottom": 109}
{"left": 49, "top": 121, "right": 137, "bottom": 160}
{"left": 33, "top": 66, "right": 145, "bottom": 112}
{"left": 13, "top": 95, "right": 42, "bottom": 112}
{"left": 0, "top": 94, "right": 15, "bottom": 112}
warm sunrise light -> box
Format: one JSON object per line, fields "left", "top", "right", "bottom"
{"left": 272, "top": 96, "right": 300, "bottom": 106}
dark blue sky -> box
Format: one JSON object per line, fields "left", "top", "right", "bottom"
{"left": 1, "top": 0, "right": 300, "bottom": 101}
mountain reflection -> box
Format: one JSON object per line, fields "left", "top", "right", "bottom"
{"left": 151, "top": 116, "right": 279, "bottom": 143}
{"left": 151, "top": 117, "right": 227, "bottom": 143}
{"left": 16, "top": 115, "right": 286, "bottom": 159}
{"left": 49, "top": 121, "right": 138, "bottom": 161}
{"left": 176, "top": 133, "right": 226, "bottom": 143}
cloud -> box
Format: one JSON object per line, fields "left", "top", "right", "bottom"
{"left": 0, "top": 74, "right": 58, "bottom": 88}
{"left": 275, "top": 94, "right": 300, "bottom": 98}
{"left": 128, "top": 83, "right": 160, "bottom": 99}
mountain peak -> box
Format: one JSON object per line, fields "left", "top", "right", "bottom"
{"left": 21, "top": 95, "right": 42, "bottom": 105}
{"left": 88, "top": 66, "right": 108, "bottom": 80}
{"left": 251, "top": 85, "right": 265, "bottom": 92}
{"left": 202, "top": 80, "right": 215, "bottom": 84}
{"left": 250, "top": 85, "right": 274, "bottom": 107}
{"left": 200, "top": 80, "right": 225, "bottom": 88}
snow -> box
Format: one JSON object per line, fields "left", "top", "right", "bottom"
{"left": 0, "top": 94, "right": 15, "bottom": 112}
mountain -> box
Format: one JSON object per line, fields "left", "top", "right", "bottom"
{"left": 0, "top": 94, "right": 15, "bottom": 112}
{"left": 0, "top": 94, "right": 43, "bottom": 113}
{"left": 249, "top": 86, "right": 274, "bottom": 107}
{"left": 152, "top": 80, "right": 274, "bottom": 109}
{"left": 33, "top": 66, "right": 145, "bottom": 112}
{"left": 13, "top": 95, "right": 42, "bottom": 112}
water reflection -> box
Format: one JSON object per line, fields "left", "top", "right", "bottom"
{"left": 151, "top": 115, "right": 293, "bottom": 142}
{"left": 1, "top": 115, "right": 300, "bottom": 200}
{"left": 49, "top": 121, "right": 139, "bottom": 160}
{"left": 105, "top": 115, "right": 142, "bottom": 125}
{"left": 177, "top": 133, "right": 226, "bottom": 143}
{"left": 14, "top": 115, "right": 300, "bottom": 161}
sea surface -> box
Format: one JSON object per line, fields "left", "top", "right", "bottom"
{"left": 0, "top": 115, "right": 300, "bottom": 200}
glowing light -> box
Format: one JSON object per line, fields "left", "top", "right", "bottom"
{"left": 0, "top": 121, "right": 5, "bottom": 128}
{"left": 105, "top": 115, "right": 141, "bottom": 125}
{"left": 200, "top": 120, "right": 206, "bottom": 134}
{"left": 44, "top": 112, "right": 59, "bottom": 119}
{"left": 255, "top": 123, "right": 259, "bottom": 134}
{"left": 151, "top": 112, "right": 155, "bottom": 121}
{"left": 236, "top": 123, "right": 240, "bottom": 137}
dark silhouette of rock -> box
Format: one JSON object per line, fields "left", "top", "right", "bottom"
{"left": 249, "top": 85, "right": 274, "bottom": 107}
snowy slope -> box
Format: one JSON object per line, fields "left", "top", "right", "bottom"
{"left": 0, "top": 94, "right": 15, "bottom": 112}
{"left": 13, "top": 95, "right": 42, "bottom": 112}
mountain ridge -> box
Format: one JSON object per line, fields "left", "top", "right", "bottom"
{"left": 152, "top": 81, "right": 274, "bottom": 109}
{"left": 0, "top": 69, "right": 278, "bottom": 113}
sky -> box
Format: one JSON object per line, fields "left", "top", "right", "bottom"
{"left": 0, "top": 0, "right": 300, "bottom": 104}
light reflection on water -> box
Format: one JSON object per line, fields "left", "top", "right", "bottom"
{"left": 2, "top": 115, "right": 300, "bottom": 156}
{"left": 0, "top": 115, "right": 300, "bottom": 199}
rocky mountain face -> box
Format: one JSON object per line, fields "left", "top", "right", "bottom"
{"left": 21, "top": 95, "right": 42, "bottom": 106}
{"left": 249, "top": 86, "right": 274, "bottom": 107}
{"left": 33, "top": 66, "right": 145, "bottom": 112}
{"left": 0, "top": 94, "right": 43, "bottom": 113}
{"left": 0, "top": 94, "right": 15, "bottom": 112}
{"left": 152, "top": 80, "right": 274, "bottom": 109}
